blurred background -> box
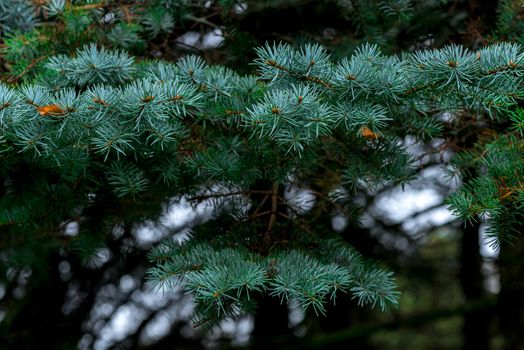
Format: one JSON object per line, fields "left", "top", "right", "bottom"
{"left": 0, "top": 0, "right": 522, "bottom": 349}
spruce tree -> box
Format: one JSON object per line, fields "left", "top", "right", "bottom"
{"left": 1, "top": 0, "right": 524, "bottom": 347}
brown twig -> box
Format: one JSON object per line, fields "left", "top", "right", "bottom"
{"left": 263, "top": 182, "right": 279, "bottom": 244}
{"left": 250, "top": 193, "right": 270, "bottom": 217}
{"left": 7, "top": 55, "right": 48, "bottom": 83}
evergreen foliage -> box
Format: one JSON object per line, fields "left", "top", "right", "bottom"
{"left": 2, "top": 0, "right": 524, "bottom": 339}
{"left": 0, "top": 34, "right": 524, "bottom": 326}
{"left": 0, "top": 0, "right": 36, "bottom": 35}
